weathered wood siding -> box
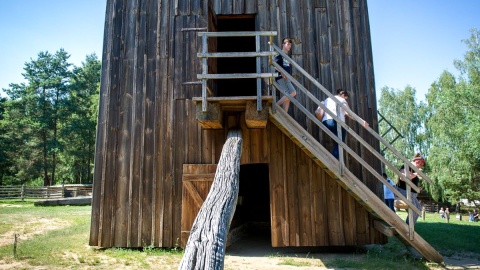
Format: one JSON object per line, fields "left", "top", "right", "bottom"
{"left": 90, "top": 0, "right": 382, "bottom": 248}
{"left": 268, "top": 123, "right": 383, "bottom": 246}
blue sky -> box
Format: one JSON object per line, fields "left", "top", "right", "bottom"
{"left": 1, "top": 1, "right": 479, "bottom": 102}
{"left": 368, "top": 1, "right": 480, "bottom": 102}
{"left": 0, "top": 1, "right": 106, "bottom": 94}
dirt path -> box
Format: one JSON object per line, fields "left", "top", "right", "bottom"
{"left": 223, "top": 234, "right": 480, "bottom": 270}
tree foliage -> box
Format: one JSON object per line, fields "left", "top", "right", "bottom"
{"left": 0, "top": 50, "right": 100, "bottom": 186}
{"left": 379, "top": 29, "right": 480, "bottom": 205}
{"left": 425, "top": 29, "right": 480, "bottom": 205}
{"left": 378, "top": 85, "right": 422, "bottom": 164}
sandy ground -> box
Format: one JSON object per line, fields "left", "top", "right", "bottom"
{"left": 223, "top": 234, "right": 480, "bottom": 270}
{"left": 0, "top": 213, "right": 478, "bottom": 269}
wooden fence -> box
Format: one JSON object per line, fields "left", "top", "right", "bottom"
{"left": 0, "top": 185, "right": 92, "bottom": 200}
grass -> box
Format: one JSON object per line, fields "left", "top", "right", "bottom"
{"left": 0, "top": 199, "right": 479, "bottom": 269}
{"left": 0, "top": 200, "right": 183, "bottom": 269}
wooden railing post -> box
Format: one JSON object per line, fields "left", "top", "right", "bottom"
{"left": 255, "top": 34, "right": 262, "bottom": 111}
{"left": 269, "top": 40, "right": 276, "bottom": 113}
{"left": 403, "top": 160, "right": 415, "bottom": 239}
{"left": 336, "top": 104, "right": 345, "bottom": 175}
{"left": 201, "top": 34, "right": 208, "bottom": 112}
{"left": 21, "top": 184, "right": 25, "bottom": 201}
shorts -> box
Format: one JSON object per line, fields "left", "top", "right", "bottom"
{"left": 277, "top": 78, "right": 296, "bottom": 95}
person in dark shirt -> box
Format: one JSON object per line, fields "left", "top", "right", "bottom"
{"left": 274, "top": 38, "right": 297, "bottom": 112}
{"left": 396, "top": 153, "right": 425, "bottom": 225}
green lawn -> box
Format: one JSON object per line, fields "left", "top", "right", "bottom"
{"left": 0, "top": 200, "right": 479, "bottom": 269}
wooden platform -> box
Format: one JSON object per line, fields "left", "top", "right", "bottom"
{"left": 192, "top": 96, "right": 274, "bottom": 129}
{"left": 192, "top": 96, "right": 273, "bottom": 111}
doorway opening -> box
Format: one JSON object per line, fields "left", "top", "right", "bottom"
{"left": 230, "top": 163, "right": 271, "bottom": 241}
{"left": 216, "top": 15, "right": 256, "bottom": 97}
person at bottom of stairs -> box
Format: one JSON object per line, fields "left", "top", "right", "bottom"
{"left": 383, "top": 172, "right": 396, "bottom": 212}
{"left": 396, "top": 153, "right": 426, "bottom": 225}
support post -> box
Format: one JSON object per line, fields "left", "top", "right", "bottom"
{"left": 179, "top": 129, "right": 243, "bottom": 270}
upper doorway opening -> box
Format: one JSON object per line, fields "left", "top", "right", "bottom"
{"left": 216, "top": 15, "right": 256, "bottom": 97}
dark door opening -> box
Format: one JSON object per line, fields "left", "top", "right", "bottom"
{"left": 230, "top": 163, "right": 271, "bottom": 239}
{"left": 216, "top": 16, "right": 256, "bottom": 97}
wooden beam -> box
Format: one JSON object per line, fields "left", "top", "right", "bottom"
{"left": 245, "top": 100, "right": 268, "bottom": 128}
{"left": 374, "top": 220, "right": 397, "bottom": 237}
{"left": 197, "top": 73, "right": 276, "bottom": 79}
{"left": 195, "top": 102, "right": 223, "bottom": 129}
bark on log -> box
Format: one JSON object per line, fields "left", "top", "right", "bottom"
{"left": 179, "top": 129, "right": 243, "bottom": 270}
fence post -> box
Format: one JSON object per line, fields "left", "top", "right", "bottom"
{"left": 62, "top": 184, "right": 65, "bottom": 198}
{"left": 21, "top": 184, "right": 25, "bottom": 201}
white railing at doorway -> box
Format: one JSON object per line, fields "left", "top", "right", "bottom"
{"left": 197, "top": 31, "right": 278, "bottom": 112}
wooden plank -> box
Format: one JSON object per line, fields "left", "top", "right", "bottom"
{"left": 296, "top": 147, "right": 312, "bottom": 245}
{"left": 114, "top": 6, "right": 137, "bottom": 243}
{"left": 269, "top": 124, "right": 287, "bottom": 247}
{"left": 201, "top": 129, "right": 215, "bottom": 164}
{"left": 233, "top": 0, "right": 244, "bottom": 14}
{"left": 164, "top": 54, "right": 176, "bottom": 247}
{"left": 129, "top": 0, "right": 149, "bottom": 247}
{"left": 89, "top": 0, "right": 114, "bottom": 248}
{"left": 197, "top": 51, "right": 276, "bottom": 58}
{"left": 198, "top": 31, "right": 277, "bottom": 37}
{"left": 342, "top": 189, "right": 356, "bottom": 245}
{"left": 314, "top": 0, "right": 327, "bottom": 8}
{"left": 197, "top": 73, "right": 276, "bottom": 79}
{"left": 245, "top": 0, "right": 257, "bottom": 14}
{"left": 222, "top": 0, "right": 233, "bottom": 14}
{"left": 326, "top": 174, "right": 344, "bottom": 245}
{"left": 184, "top": 181, "right": 206, "bottom": 209}
{"left": 285, "top": 136, "right": 299, "bottom": 245}
{"left": 239, "top": 114, "right": 251, "bottom": 164}
{"left": 97, "top": 0, "right": 125, "bottom": 248}
{"left": 245, "top": 100, "right": 269, "bottom": 128}
{"left": 174, "top": 15, "right": 186, "bottom": 100}
{"left": 182, "top": 174, "right": 216, "bottom": 181}
{"left": 315, "top": 7, "right": 332, "bottom": 97}
{"left": 374, "top": 220, "right": 397, "bottom": 237}
{"left": 314, "top": 165, "right": 330, "bottom": 246}
{"left": 277, "top": 0, "right": 288, "bottom": 39}
{"left": 195, "top": 100, "right": 223, "bottom": 129}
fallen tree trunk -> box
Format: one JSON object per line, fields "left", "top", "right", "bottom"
{"left": 179, "top": 129, "right": 243, "bottom": 270}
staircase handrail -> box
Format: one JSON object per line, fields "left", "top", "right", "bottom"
{"left": 269, "top": 42, "right": 434, "bottom": 218}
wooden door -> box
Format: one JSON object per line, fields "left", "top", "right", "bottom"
{"left": 180, "top": 164, "right": 217, "bottom": 247}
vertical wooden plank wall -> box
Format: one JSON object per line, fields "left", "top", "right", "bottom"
{"left": 91, "top": 0, "right": 383, "bottom": 248}
{"left": 268, "top": 123, "right": 384, "bottom": 246}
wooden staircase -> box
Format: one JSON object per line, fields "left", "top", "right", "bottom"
{"left": 194, "top": 30, "right": 443, "bottom": 263}
{"left": 269, "top": 105, "right": 443, "bottom": 263}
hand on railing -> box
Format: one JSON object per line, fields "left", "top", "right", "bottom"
{"left": 346, "top": 112, "right": 369, "bottom": 127}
